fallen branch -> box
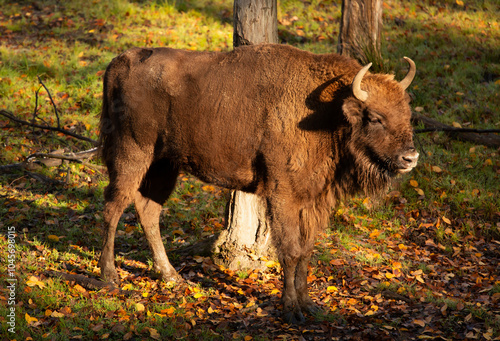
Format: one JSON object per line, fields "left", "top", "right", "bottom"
{"left": 26, "top": 148, "right": 105, "bottom": 172}
{"left": 412, "top": 113, "right": 500, "bottom": 148}
{"left": 0, "top": 109, "right": 99, "bottom": 146}
{"left": 26, "top": 147, "right": 98, "bottom": 163}
{"left": 0, "top": 148, "right": 104, "bottom": 177}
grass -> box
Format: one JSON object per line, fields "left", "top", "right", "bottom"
{"left": 1, "top": 0, "right": 499, "bottom": 340}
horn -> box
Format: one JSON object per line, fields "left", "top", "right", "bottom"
{"left": 352, "top": 62, "right": 372, "bottom": 102}
{"left": 399, "top": 57, "right": 416, "bottom": 90}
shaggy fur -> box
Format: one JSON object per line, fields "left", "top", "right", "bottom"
{"left": 98, "top": 44, "right": 418, "bottom": 324}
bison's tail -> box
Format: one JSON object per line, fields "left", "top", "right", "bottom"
{"left": 97, "top": 65, "right": 113, "bottom": 163}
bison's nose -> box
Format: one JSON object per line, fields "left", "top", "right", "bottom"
{"left": 398, "top": 148, "right": 419, "bottom": 173}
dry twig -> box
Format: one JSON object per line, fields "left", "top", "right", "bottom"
{"left": 0, "top": 109, "right": 98, "bottom": 145}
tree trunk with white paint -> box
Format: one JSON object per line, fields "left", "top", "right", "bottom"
{"left": 212, "top": 0, "right": 278, "bottom": 271}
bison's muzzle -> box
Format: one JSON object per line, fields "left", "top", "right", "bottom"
{"left": 397, "top": 148, "right": 419, "bottom": 173}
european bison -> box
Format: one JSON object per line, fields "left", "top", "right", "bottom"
{"left": 98, "top": 44, "right": 418, "bottom": 323}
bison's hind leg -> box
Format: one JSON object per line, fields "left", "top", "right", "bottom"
{"left": 100, "top": 164, "right": 149, "bottom": 284}
{"left": 134, "top": 158, "right": 181, "bottom": 282}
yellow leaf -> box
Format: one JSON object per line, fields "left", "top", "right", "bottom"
{"left": 398, "top": 244, "right": 407, "bottom": 251}
{"left": 193, "top": 293, "right": 205, "bottom": 299}
{"left": 265, "top": 261, "right": 277, "bottom": 268}
{"left": 455, "top": 0, "right": 464, "bottom": 6}
{"left": 414, "top": 188, "right": 424, "bottom": 196}
{"left": 135, "top": 303, "right": 145, "bottom": 312}
{"left": 101, "top": 333, "right": 110, "bottom": 339}
{"left": 122, "top": 283, "right": 134, "bottom": 291}
{"left": 442, "top": 216, "right": 451, "bottom": 224}
{"left": 244, "top": 336, "right": 253, "bottom": 341}
{"left": 47, "top": 235, "right": 60, "bottom": 242}
{"left": 484, "top": 159, "right": 492, "bottom": 166}
{"left": 452, "top": 122, "right": 462, "bottom": 128}
{"left": 51, "top": 311, "right": 65, "bottom": 318}
{"left": 369, "top": 229, "right": 380, "bottom": 239}
{"left": 26, "top": 276, "right": 45, "bottom": 289}
{"left": 172, "top": 229, "right": 184, "bottom": 236}
{"left": 45, "top": 309, "right": 53, "bottom": 317}
{"left": 327, "top": 286, "right": 338, "bottom": 292}
{"left": 409, "top": 180, "right": 418, "bottom": 187}
{"left": 25, "top": 313, "right": 38, "bottom": 324}
{"left": 270, "top": 289, "right": 280, "bottom": 295}
{"left": 142, "top": 292, "right": 148, "bottom": 298}
{"left": 207, "top": 306, "right": 214, "bottom": 314}
{"left": 385, "top": 272, "right": 396, "bottom": 279}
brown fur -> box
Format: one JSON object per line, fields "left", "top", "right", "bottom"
{"left": 98, "top": 44, "right": 418, "bottom": 323}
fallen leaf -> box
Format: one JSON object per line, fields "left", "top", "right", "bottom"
{"left": 149, "top": 328, "right": 161, "bottom": 340}
{"left": 414, "top": 188, "right": 424, "bottom": 196}
{"left": 327, "top": 286, "right": 338, "bottom": 292}
{"left": 413, "top": 319, "right": 426, "bottom": 327}
{"left": 135, "top": 303, "right": 145, "bottom": 312}
{"left": 431, "top": 165, "right": 442, "bottom": 173}
{"left": 73, "top": 284, "right": 86, "bottom": 293}
{"left": 51, "top": 311, "right": 65, "bottom": 318}
{"left": 47, "top": 235, "right": 60, "bottom": 242}
{"left": 26, "top": 276, "right": 45, "bottom": 289}
{"left": 25, "top": 313, "right": 38, "bottom": 324}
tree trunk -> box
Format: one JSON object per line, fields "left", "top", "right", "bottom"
{"left": 337, "top": 0, "right": 382, "bottom": 66}
{"left": 212, "top": 0, "right": 278, "bottom": 271}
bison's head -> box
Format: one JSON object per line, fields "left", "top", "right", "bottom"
{"left": 343, "top": 58, "right": 419, "bottom": 176}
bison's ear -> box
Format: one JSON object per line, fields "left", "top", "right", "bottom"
{"left": 342, "top": 98, "right": 364, "bottom": 125}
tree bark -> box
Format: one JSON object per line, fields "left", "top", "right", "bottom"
{"left": 337, "top": 0, "right": 382, "bottom": 66}
{"left": 212, "top": 0, "right": 278, "bottom": 271}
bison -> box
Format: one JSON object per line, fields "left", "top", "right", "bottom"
{"left": 98, "top": 44, "right": 418, "bottom": 324}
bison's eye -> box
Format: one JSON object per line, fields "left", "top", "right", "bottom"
{"left": 366, "top": 112, "right": 383, "bottom": 126}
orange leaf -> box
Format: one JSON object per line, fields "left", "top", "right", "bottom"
{"left": 413, "top": 319, "right": 426, "bottom": 327}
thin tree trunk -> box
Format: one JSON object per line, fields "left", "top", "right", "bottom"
{"left": 338, "top": 0, "right": 382, "bottom": 66}
{"left": 212, "top": 0, "right": 278, "bottom": 271}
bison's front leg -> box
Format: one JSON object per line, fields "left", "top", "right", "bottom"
{"left": 281, "top": 257, "right": 306, "bottom": 324}
{"left": 295, "top": 255, "right": 322, "bottom": 315}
